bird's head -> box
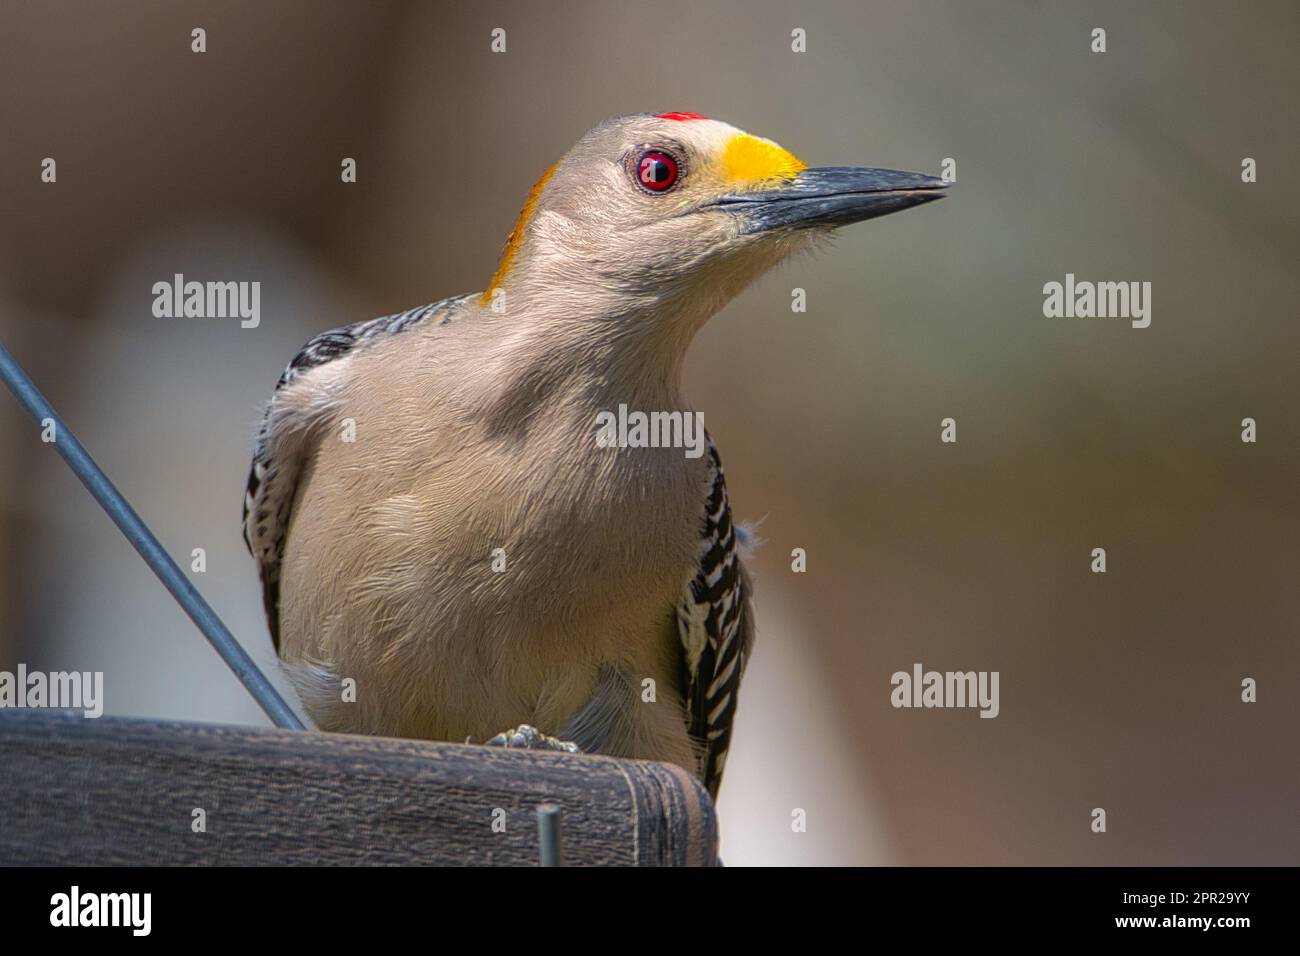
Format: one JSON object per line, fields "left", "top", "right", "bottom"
{"left": 484, "top": 112, "right": 947, "bottom": 330}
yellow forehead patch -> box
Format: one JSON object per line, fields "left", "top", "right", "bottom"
{"left": 721, "top": 134, "right": 806, "bottom": 186}
{"left": 483, "top": 162, "right": 557, "bottom": 302}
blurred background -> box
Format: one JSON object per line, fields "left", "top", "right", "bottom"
{"left": 1, "top": 0, "right": 1297, "bottom": 865}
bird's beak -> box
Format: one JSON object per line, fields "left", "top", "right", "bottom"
{"left": 706, "top": 166, "right": 948, "bottom": 234}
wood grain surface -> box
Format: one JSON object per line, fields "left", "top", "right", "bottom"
{"left": 0, "top": 710, "right": 718, "bottom": 866}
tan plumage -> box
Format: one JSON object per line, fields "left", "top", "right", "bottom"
{"left": 243, "top": 113, "right": 946, "bottom": 798}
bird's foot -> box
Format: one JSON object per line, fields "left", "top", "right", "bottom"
{"left": 482, "top": 724, "right": 580, "bottom": 753}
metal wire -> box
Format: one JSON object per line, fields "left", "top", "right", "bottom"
{"left": 537, "top": 804, "right": 562, "bottom": 866}
{"left": 0, "top": 340, "right": 305, "bottom": 730}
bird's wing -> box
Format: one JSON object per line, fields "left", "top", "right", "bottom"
{"left": 677, "top": 437, "right": 756, "bottom": 799}
{"left": 242, "top": 295, "right": 472, "bottom": 650}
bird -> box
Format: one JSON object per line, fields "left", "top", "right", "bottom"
{"left": 242, "top": 112, "right": 946, "bottom": 799}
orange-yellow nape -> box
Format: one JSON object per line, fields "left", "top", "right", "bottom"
{"left": 720, "top": 134, "right": 806, "bottom": 188}
{"left": 483, "top": 163, "right": 558, "bottom": 302}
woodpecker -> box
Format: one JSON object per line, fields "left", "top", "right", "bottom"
{"left": 243, "top": 112, "right": 946, "bottom": 798}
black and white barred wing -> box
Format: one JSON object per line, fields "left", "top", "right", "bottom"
{"left": 242, "top": 295, "right": 471, "bottom": 650}
{"left": 677, "top": 439, "right": 755, "bottom": 800}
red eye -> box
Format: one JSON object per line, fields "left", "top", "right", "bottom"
{"left": 637, "top": 150, "right": 679, "bottom": 192}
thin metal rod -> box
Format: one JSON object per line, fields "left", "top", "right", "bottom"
{"left": 537, "top": 804, "right": 562, "bottom": 866}
{"left": 0, "top": 340, "right": 305, "bottom": 730}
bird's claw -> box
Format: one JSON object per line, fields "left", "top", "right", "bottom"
{"left": 483, "top": 724, "right": 580, "bottom": 753}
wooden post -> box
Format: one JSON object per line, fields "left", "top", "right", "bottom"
{"left": 0, "top": 710, "right": 718, "bottom": 866}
